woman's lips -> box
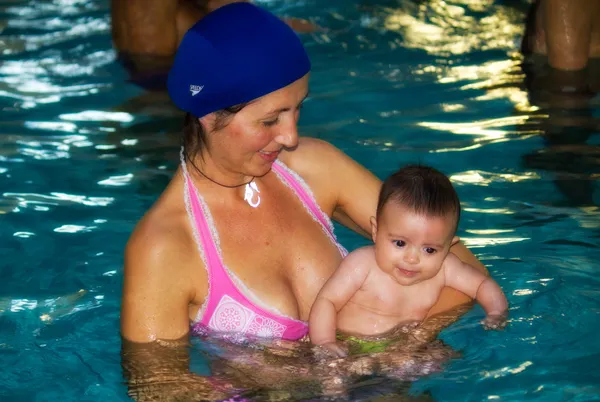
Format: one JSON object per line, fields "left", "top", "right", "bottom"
{"left": 259, "top": 150, "right": 280, "bottom": 161}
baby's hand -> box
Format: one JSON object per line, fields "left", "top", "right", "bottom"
{"left": 313, "top": 342, "right": 348, "bottom": 359}
{"left": 399, "top": 320, "right": 421, "bottom": 333}
{"left": 482, "top": 313, "right": 507, "bottom": 330}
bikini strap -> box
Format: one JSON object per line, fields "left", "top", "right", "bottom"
{"left": 180, "top": 148, "right": 222, "bottom": 270}
{"left": 272, "top": 161, "right": 347, "bottom": 256}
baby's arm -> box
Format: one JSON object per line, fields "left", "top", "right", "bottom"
{"left": 309, "top": 248, "right": 371, "bottom": 357}
{"left": 443, "top": 253, "right": 508, "bottom": 330}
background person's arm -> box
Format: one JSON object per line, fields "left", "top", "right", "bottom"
{"left": 111, "top": 0, "right": 184, "bottom": 56}
{"left": 112, "top": 0, "right": 317, "bottom": 58}
{"left": 541, "top": 0, "right": 599, "bottom": 70}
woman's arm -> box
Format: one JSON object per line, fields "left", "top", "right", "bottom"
{"left": 120, "top": 222, "right": 227, "bottom": 401}
{"left": 283, "top": 138, "right": 380, "bottom": 238}
{"left": 122, "top": 337, "right": 228, "bottom": 401}
{"left": 121, "top": 222, "right": 193, "bottom": 342}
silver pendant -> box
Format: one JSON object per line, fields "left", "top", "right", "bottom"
{"left": 244, "top": 181, "right": 261, "bottom": 208}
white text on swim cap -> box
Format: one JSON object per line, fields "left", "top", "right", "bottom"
{"left": 190, "top": 85, "right": 204, "bottom": 96}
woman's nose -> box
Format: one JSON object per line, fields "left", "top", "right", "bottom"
{"left": 274, "top": 116, "right": 299, "bottom": 148}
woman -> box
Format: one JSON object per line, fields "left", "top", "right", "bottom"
{"left": 121, "top": 3, "right": 488, "bottom": 400}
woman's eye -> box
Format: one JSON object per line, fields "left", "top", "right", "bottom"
{"left": 393, "top": 240, "right": 405, "bottom": 248}
{"left": 424, "top": 247, "right": 436, "bottom": 255}
{"left": 263, "top": 118, "right": 279, "bottom": 127}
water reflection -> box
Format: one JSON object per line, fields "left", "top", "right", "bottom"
{"left": 518, "top": 58, "right": 599, "bottom": 207}
{"left": 1, "top": 0, "right": 598, "bottom": 400}
{"left": 377, "top": 0, "right": 524, "bottom": 56}
{"left": 0, "top": 289, "right": 91, "bottom": 322}
{"left": 368, "top": 0, "right": 599, "bottom": 207}
{"left": 122, "top": 306, "right": 469, "bottom": 401}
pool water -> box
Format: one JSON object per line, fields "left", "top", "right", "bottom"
{"left": 1, "top": 0, "right": 599, "bottom": 400}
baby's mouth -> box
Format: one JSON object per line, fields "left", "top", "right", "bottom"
{"left": 396, "top": 267, "right": 418, "bottom": 277}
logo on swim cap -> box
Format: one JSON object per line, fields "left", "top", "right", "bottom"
{"left": 190, "top": 85, "right": 204, "bottom": 96}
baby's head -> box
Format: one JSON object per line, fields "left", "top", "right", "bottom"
{"left": 371, "top": 165, "right": 461, "bottom": 285}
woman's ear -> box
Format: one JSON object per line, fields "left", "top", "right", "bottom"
{"left": 370, "top": 216, "right": 378, "bottom": 243}
{"left": 199, "top": 113, "right": 216, "bottom": 132}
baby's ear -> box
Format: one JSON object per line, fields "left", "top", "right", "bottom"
{"left": 370, "top": 216, "right": 377, "bottom": 243}
{"left": 450, "top": 236, "right": 460, "bottom": 246}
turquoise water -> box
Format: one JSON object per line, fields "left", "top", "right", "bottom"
{"left": 1, "top": 0, "right": 599, "bottom": 400}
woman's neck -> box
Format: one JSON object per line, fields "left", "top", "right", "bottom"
{"left": 190, "top": 151, "right": 254, "bottom": 189}
{"left": 185, "top": 151, "right": 261, "bottom": 207}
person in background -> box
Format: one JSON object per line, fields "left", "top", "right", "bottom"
{"left": 522, "top": 0, "right": 600, "bottom": 71}
{"left": 520, "top": 0, "right": 599, "bottom": 207}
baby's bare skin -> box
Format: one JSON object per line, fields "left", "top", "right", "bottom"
{"left": 309, "top": 203, "right": 508, "bottom": 357}
{"left": 336, "top": 247, "right": 445, "bottom": 335}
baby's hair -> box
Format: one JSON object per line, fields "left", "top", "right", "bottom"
{"left": 377, "top": 165, "right": 461, "bottom": 232}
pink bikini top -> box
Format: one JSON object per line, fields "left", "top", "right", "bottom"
{"left": 182, "top": 153, "right": 347, "bottom": 341}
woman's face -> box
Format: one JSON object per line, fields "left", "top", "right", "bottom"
{"left": 201, "top": 74, "right": 309, "bottom": 177}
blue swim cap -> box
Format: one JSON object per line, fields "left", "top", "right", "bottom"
{"left": 167, "top": 3, "right": 311, "bottom": 118}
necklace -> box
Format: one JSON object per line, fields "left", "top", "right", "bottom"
{"left": 189, "top": 159, "right": 261, "bottom": 208}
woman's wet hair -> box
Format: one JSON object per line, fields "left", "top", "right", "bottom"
{"left": 182, "top": 103, "right": 247, "bottom": 162}
{"left": 376, "top": 165, "right": 461, "bottom": 232}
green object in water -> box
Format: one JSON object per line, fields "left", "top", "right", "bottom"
{"left": 337, "top": 334, "right": 393, "bottom": 355}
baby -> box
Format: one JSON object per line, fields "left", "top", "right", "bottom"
{"left": 309, "top": 165, "right": 508, "bottom": 357}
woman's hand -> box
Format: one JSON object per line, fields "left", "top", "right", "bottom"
{"left": 122, "top": 337, "right": 230, "bottom": 401}
{"left": 121, "top": 213, "right": 218, "bottom": 400}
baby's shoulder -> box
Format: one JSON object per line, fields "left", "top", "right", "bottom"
{"left": 440, "top": 251, "right": 464, "bottom": 273}
{"left": 337, "top": 246, "right": 376, "bottom": 273}
{"left": 344, "top": 245, "right": 376, "bottom": 263}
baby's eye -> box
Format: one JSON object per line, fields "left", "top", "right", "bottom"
{"left": 393, "top": 240, "right": 405, "bottom": 248}
{"left": 424, "top": 247, "right": 437, "bottom": 255}
{"left": 263, "top": 117, "right": 279, "bottom": 127}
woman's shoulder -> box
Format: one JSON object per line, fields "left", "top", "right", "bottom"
{"left": 121, "top": 184, "right": 203, "bottom": 341}
{"left": 124, "top": 187, "right": 198, "bottom": 284}
{"left": 280, "top": 137, "right": 347, "bottom": 177}
{"left": 283, "top": 136, "right": 341, "bottom": 161}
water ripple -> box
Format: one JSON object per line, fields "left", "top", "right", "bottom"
{"left": 2, "top": 192, "right": 113, "bottom": 212}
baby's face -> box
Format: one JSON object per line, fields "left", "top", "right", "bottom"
{"left": 372, "top": 202, "right": 457, "bottom": 286}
